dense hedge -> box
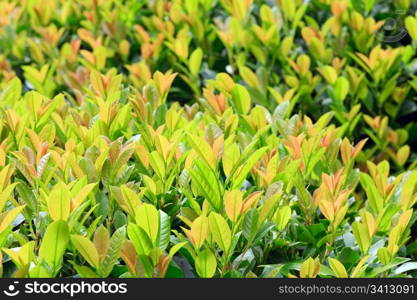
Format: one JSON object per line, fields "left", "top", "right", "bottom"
{"left": 0, "top": 0, "right": 416, "bottom": 278}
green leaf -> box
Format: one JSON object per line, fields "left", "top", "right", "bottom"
{"left": 377, "top": 203, "right": 400, "bottom": 232}
{"left": 368, "top": 257, "right": 410, "bottom": 277}
{"left": 208, "top": 212, "right": 232, "bottom": 253}
{"left": 243, "top": 209, "right": 259, "bottom": 242}
{"left": 222, "top": 143, "right": 240, "bottom": 177}
{"left": 98, "top": 226, "right": 126, "bottom": 277}
{"left": 0, "top": 77, "right": 21, "bottom": 105}
{"left": 195, "top": 249, "right": 217, "bottom": 278}
{"left": 38, "top": 221, "right": 69, "bottom": 277}
{"left": 300, "top": 257, "right": 320, "bottom": 278}
{"left": 189, "top": 48, "right": 203, "bottom": 76}
{"left": 0, "top": 205, "right": 25, "bottom": 232}
{"left": 0, "top": 183, "right": 18, "bottom": 212}
{"left": 187, "top": 134, "right": 215, "bottom": 169}
{"left": 281, "top": 0, "right": 296, "bottom": 19}
{"left": 0, "top": 227, "right": 11, "bottom": 248}
{"left": 127, "top": 223, "right": 153, "bottom": 255}
{"left": 135, "top": 203, "right": 160, "bottom": 246}
{"left": 231, "top": 147, "right": 267, "bottom": 189}
{"left": 318, "top": 66, "right": 337, "bottom": 84}
{"left": 169, "top": 242, "right": 187, "bottom": 257}
{"left": 377, "top": 247, "right": 392, "bottom": 265}
{"left": 70, "top": 235, "right": 100, "bottom": 269}
{"left": 333, "top": 77, "right": 349, "bottom": 103}
{"left": 352, "top": 222, "right": 370, "bottom": 254}
{"left": 47, "top": 187, "right": 71, "bottom": 221}
{"left": 72, "top": 183, "right": 97, "bottom": 210}
{"left": 359, "top": 173, "right": 382, "bottom": 213}
{"left": 231, "top": 84, "right": 251, "bottom": 114}
{"left": 405, "top": 16, "right": 417, "bottom": 41}
{"left": 158, "top": 211, "right": 170, "bottom": 250}
{"left": 73, "top": 265, "right": 99, "bottom": 278}
{"left": 328, "top": 257, "right": 348, "bottom": 278}
{"left": 274, "top": 206, "right": 291, "bottom": 231}
{"left": 189, "top": 160, "right": 222, "bottom": 211}
{"left": 149, "top": 151, "right": 166, "bottom": 180}
{"left": 2, "top": 241, "right": 35, "bottom": 271}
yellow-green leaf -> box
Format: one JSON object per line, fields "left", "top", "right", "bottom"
{"left": 72, "top": 183, "right": 97, "bottom": 211}
{"left": 352, "top": 222, "right": 371, "bottom": 254}
{"left": 405, "top": 16, "right": 417, "bottom": 41}
{"left": 47, "top": 187, "right": 71, "bottom": 221}
{"left": 189, "top": 48, "right": 203, "bottom": 76}
{"left": 195, "top": 249, "right": 217, "bottom": 278}
{"left": 274, "top": 206, "right": 291, "bottom": 231}
{"left": 2, "top": 241, "right": 35, "bottom": 270}
{"left": 231, "top": 84, "right": 251, "bottom": 115}
{"left": 300, "top": 257, "right": 320, "bottom": 278}
{"left": 0, "top": 205, "right": 25, "bottom": 232}
{"left": 0, "top": 183, "right": 18, "bottom": 212}
{"left": 222, "top": 143, "right": 240, "bottom": 177}
{"left": 334, "top": 77, "right": 349, "bottom": 102}
{"left": 39, "top": 220, "right": 69, "bottom": 276}
{"left": 208, "top": 212, "right": 231, "bottom": 252}
{"left": 70, "top": 235, "right": 100, "bottom": 269}
{"left": 135, "top": 203, "right": 160, "bottom": 246}
{"left": 328, "top": 257, "right": 348, "bottom": 278}
{"left": 318, "top": 66, "right": 337, "bottom": 84}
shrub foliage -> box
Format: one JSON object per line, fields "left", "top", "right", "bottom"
{"left": 0, "top": 0, "right": 417, "bottom": 278}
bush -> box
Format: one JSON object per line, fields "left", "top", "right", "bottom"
{"left": 0, "top": 0, "right": 416, "bottom": 278}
